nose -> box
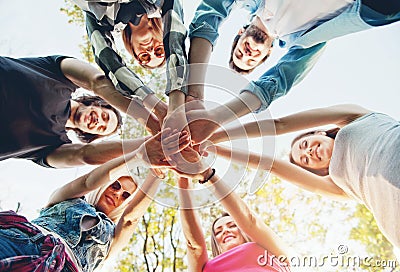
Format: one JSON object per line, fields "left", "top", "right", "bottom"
{"left": 221, "top": 227, "right": 231, "bottom": 236}
{"left": 145, "top": 44, "right": 154, "bottom": 52}
{"left": 98, "top": 114, "right": 107, "bottom": 126}
{"left": 306, "top": 147, "right": 314, "bottom": 157}
{"left": 244, "top": 46, "right": 252, "bottom": 56}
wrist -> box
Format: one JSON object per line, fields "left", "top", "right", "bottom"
{"left": 168, "top": 90, "right": 185, "bottom": 112}
{"left": 199, "top": 168, "right": 216, "bottom": 184}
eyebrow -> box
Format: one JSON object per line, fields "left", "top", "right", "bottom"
{"left": 235, "top": 50, "right": 242, "bottom": 60}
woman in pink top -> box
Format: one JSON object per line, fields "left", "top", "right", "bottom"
{"left": 177, "top": 170, "right": 294, "bottom": 272}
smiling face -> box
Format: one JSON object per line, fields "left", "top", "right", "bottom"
{"left": 96, "top": 176, "right": 137, "bottom": 216}
{"left": 232, "top": 25, "right": 273, "bottom": 71}
{"left": 291, "top": 133, "right": 335, "bottom": 171}
{"left": 213, "top": 216, "right": 247, "bottom": 254}
{"left": 125, "top": 16, "right": 165, "bottom": 68}
{"left": 73, "top": 103, "right": 119, "bottom": 136}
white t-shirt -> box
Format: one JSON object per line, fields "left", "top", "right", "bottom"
{"left": 257, "top": 0, "right": 354, "bottom": 38}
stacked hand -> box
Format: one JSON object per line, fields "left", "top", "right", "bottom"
{"left": 132, "top": 96, "right": 220, "bottom": 182}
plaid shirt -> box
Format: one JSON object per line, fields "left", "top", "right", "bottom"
{"left": 0, "top": 211, "right": 78, "bottom": 272}
{"left": 74, "top": 0, "right": 188, "bottom": 99}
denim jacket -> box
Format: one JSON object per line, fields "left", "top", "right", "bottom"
{"left": 32, "top": 198, "right": 115, "bottom": 272}
{"left": 189, "top": 0, "right": 373, "bottom": 111}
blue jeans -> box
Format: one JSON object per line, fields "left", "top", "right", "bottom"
{"left": 0, "top": 227, "right": 42, "bottom": 259}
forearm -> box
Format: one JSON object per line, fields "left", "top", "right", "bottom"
{"left": 142, "top": 93, "right": 167, "bottom": 122}
{"left": 47, "top": 138, "right": 148, "bottom": 168}
{"left": 275, "top": 104, "right": 371, "bottom": 132}
{"left": 207, "top": 174, "right": 291, "bottom": 259}
{"left": 213, "top": 145, "right": 269, "bottom": 171}
{"left": 178, "top": 179, "right": 207, "bottom": 249}
{"left": 210, "top": 118, "right": 277, "bottom": 143}
{"left": 178, "top": 178, "right": 208, "bottom": 271}
{"left": 168, "top": 90, "right": 186, "bottom": 112}
{"left": 121, "top": 174, "right": 161, "bottom": 222}
{"left": 210, "top": 91, "right": 262, "bottom": 125}
{"left": 48, "top": 149, "right": 142, "bottom": 206}
{"left": 244, "top": 43, "right": 327, "bottom": 112}
{"left": 187, "top": 37, "right": 213, "bottom": 100}
{"left": 213, "top": 145, "right": 347, "bottom": 199}
{"left": 108, "top": 175, "right": 161, "bottom": 258}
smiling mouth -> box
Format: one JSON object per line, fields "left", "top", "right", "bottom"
{"left": 316, "top": 144, "right": 322, "bottom": 160}
{"left": 244, "top": 42, "right": 255, "bottom": 54}
{"left": 86, "top": 111, "right": 98, "bottom": 128}
{"left": 223, "top": 235, "right": 235, "bottom": 243}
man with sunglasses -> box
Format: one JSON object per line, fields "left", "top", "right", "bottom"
{"left": 74, "top": 0, "right": 188, "bottom": 131}
{"left": 186, "top": 0, "right": 400, "bottom": 144}
{"left": 0, "top": 55, "right": 157, "bottom": 169}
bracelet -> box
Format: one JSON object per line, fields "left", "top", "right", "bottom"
{"left": 199, "top": 168, "right": 216, "bottom": 184}
{"left": 187, "top": 93, "right": 200, "bottom": 99}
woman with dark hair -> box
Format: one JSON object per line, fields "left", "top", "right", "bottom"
{"left": 207, "top": 104, "right": 400, "bottom": 248}
{"left": 73, "top": 0, "right": 188, "bottom": 125}
{"left": 177, "top": 174, "right": 293, "bottom": 271}
{"left": 0, "top": 129, "right": 190, "bottom": 271}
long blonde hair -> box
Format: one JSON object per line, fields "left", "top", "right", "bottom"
{"left": 85, "top": 176, "right": 136, "bottom": 222}
{"left": 210, "top": 213, "right": 252, "bottom": 257}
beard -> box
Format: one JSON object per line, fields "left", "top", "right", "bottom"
{"left": 243, "top": 25, "right": 269, "bottom": 44}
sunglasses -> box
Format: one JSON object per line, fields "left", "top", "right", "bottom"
{"left": 110, "top": 180, "right": 131, "bottom": 200}
{"left": 137, "top": 44, "right": 165, "bottom": 65}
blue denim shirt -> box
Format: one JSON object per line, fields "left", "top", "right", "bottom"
{"left": 189, "top": 0, "right": 374, "bottom": 111}
{"left": 32, "top": 198, "right": 115, "bottom": 272}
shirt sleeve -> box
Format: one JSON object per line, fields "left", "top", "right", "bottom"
{"left": 25, "top": 144, "right": 67, "bottom": 168}
{"left": 241, "top": 42, "right": 327, "bottom": 112}
{"left": 85, "top": 12, "right": 154, "bottom": 99}
{"left": 189, "top": 0, "right": 237, "bottom": 47}
{"left": 162, "top": 0, "right": 188, "bottom": 95}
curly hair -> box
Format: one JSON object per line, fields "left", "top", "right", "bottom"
{"left": 69, "top": 95, "right": 123, "bottom": 143}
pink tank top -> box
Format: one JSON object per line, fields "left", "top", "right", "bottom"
{"left": 203, "top": 242, "right": 291, "bottom": 272}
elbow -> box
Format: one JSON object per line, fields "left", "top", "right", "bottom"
{"left": 274, "top": 118, "right": 286, "bottom": 134}
{"left": 89, "top": 73, "right": 111, "bottom": 94}
{"left": 78, "top": 144, "right": 100, "bottom": 165}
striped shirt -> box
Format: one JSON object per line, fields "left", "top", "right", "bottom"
{"left": 74, "top": 0, "right": 188, "bottom": 99}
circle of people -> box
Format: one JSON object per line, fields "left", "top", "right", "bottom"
{"left": 0, "top": 0, "right": 399, "bottom": 271}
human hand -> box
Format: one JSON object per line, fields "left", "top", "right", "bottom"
{"left": 170, "top": 146, "right": 212, "bottom": 180}
{"left": 186, "top": 109, "right": 220, "bottom": 144}
{"left": 185, "top": 94, "right": 205, "bottom": 112}
{"left": 162, "top": 108, "right": 191, "bottom": 157}
{"left": 136, "top": 128, "right": 190, "bottom": 168}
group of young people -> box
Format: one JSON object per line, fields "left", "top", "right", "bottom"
{"left": 1, "top": 0, "right": 399, "bottom": 271}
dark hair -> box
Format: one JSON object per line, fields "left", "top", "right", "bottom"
{"left": 289, "top": 127, "right": 340, "bottom": 176}
{"left": 210, "top": 212, "right": 251, "bottom": 257}
{"left": 69, "top": 95, "right": 123, "bottom": 143}
{"left": 228, "top": 25, "right": 272, "bottom": 75}
{"left": 122, "top": 19, "right": 166, "bottom": 69}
